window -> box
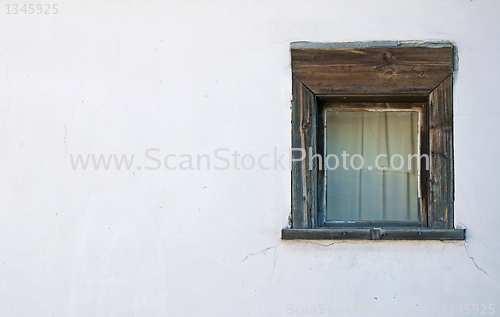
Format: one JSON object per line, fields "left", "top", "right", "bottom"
{"left": 282, "top": 42, "right": 465, "bottom": 240}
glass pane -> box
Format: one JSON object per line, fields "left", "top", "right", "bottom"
{"left": 325, "top": 111, "right": 419, "bottom": 222}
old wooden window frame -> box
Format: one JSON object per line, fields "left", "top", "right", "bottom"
{"left": 282, "top": 42, "right": 465, "bottom": 240}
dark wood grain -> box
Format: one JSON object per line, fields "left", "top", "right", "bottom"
{"left": 318, "top": 94, "right": 428, "bottom": 103}
{"left": 420, "top": 100, "right": 430, "bottom": 227}
{"left": 291, "top": 76, "right": 317, "bottom": 229}
{"left": 292, "top": 47, "right": 453, "bottom": 95}
{"left": 428, "top": 75, "right": 454, "bottom": 228}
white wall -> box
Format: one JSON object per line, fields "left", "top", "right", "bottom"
{"left": 1, "top": 0, "right": 499, "bottom": 316}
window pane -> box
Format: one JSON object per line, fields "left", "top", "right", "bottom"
{"left": 325, "top": 111, "right": 419, "bottom": 222}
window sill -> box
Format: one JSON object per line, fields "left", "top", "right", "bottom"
{"left": 281, "top": 228, "right": 465, "bottom": 240}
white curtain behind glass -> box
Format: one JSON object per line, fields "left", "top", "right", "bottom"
{"left": 325, "top": 111, "right": 419, "bottom": 222}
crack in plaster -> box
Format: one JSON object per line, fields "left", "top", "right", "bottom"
{"left": 245, "top": 279, "right": 280, "bottom": 317}
{"left": 64, "top": 42, "right": 88, "bottom": 155}
{"left": 131, "top": 291, "right": 145, "bottom": 308}
{"left": 206, "top": 243, "right": 282, "bottom": 316}
{"left": 309, "top": 241, "right": 344, "bottom": 247}
{"left": 209, "top": 243, "right": 281, "bottom": 264}
{"left": 246, "top": 301, "right": 263, "bottom": 317}
{"left": 463, "top": 243, "right": 499, "bottom": 283}
{"left": 308, "top": 240, "right": 369, "bottom": 246}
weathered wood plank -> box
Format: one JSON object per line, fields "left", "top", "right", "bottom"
{"left": 291, "top": 76, "right": 306, "bottom": 228}
{"left": 292, "top": 47, "right": 454, "bottom": 67}
{"left": 428, "top": 75, "right": 454, "bottom": 228}
{"left": 319, "top": 95, "right": 429, "bottom": 103}
{"left": 291, "top": 76, "right": 317, "bottom": 228}
{"left": 292, "top": 47, "right": 453, "bottom": 95}
{"left": 419, "top": 99, "right": 430, "bottom": 227}
{"left": 309, "top": 80, "right": 318, "bottom": 228}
